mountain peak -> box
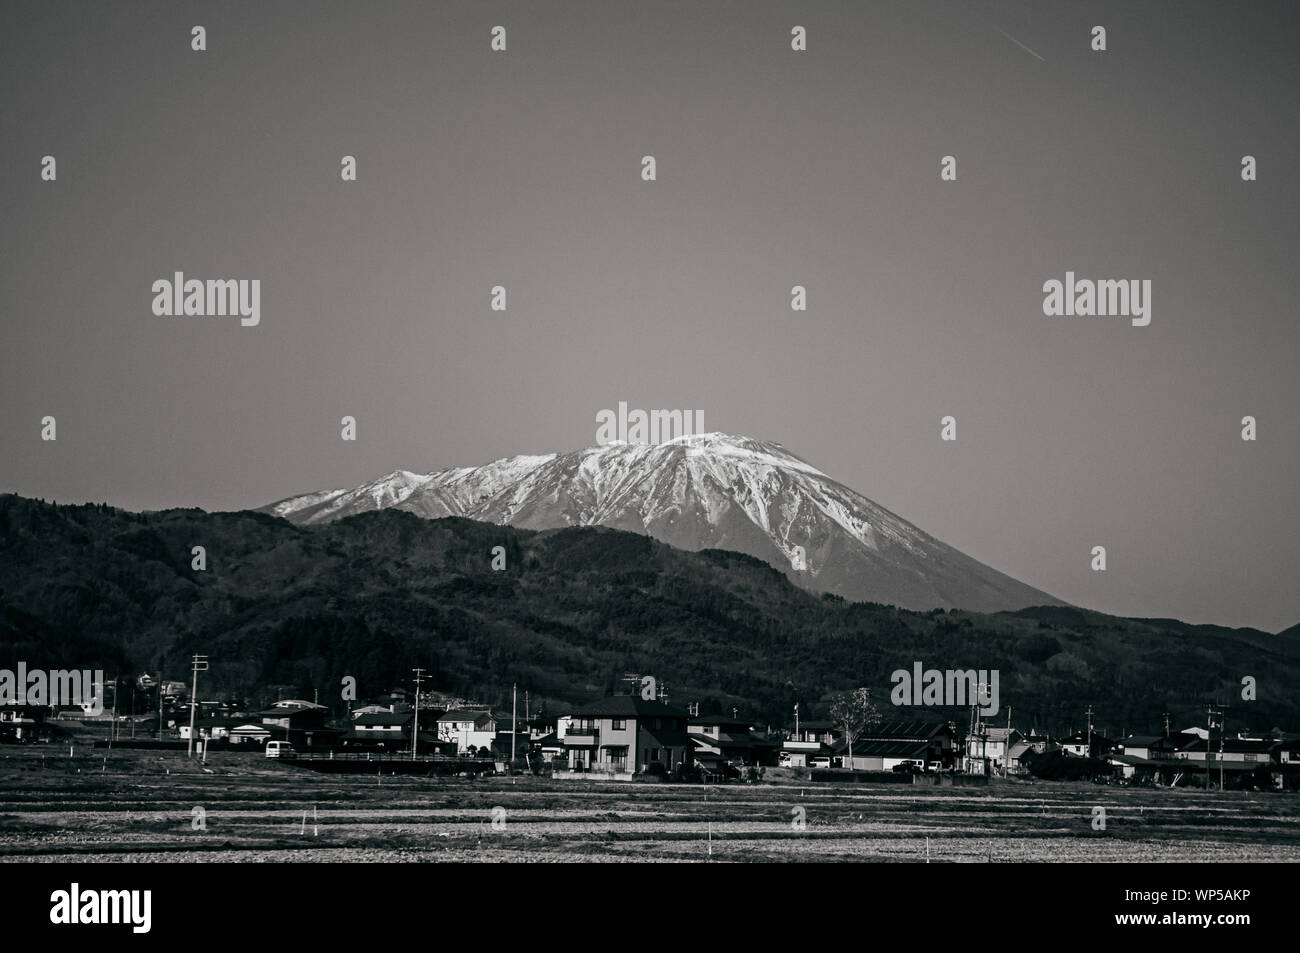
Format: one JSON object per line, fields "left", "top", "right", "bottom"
{"left": 260, "top": 436, "right": 1062, "bottom": 613}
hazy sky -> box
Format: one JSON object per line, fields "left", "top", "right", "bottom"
{"left": 2, "top": 1, "right": 1296, "bottom": 632}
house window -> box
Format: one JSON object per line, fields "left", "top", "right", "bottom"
{"left": 612, "top": 719, "right": 625, "bottom": 730}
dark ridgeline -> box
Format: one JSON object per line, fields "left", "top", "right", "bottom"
{"left": 0, "top": 493, "right": 1296, "bottom": 734}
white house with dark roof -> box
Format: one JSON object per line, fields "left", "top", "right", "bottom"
{"left": 437, "top": 709, "right": 497, "bottom": 754}
{"left": 559, "top": 696, "right": 692, "bottom": 777}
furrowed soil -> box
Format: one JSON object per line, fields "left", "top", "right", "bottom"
{"left": 1, "top": 747, "right": 1297, "bottom": 862}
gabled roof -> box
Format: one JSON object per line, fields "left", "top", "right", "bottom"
{"left": 835, "top": 738, "right": 932, "bottom": 758}
{"left": 688, "top": 715, "right": 754, "bottom": 729}
{"left": 254, "top": 706, "right": 325, "bottom": 719}
{"left": 568, "top": 696, "right": 688, "bottom": 719}
{"left": 641, "top": 728, "right": 689, "bottom": 748}
{"left": 1119, "top": 734, "right": 1167, "bottom": 747}
{"left": 192, "top": 716, "right": 243, "bottom": 728}
{"left": 1108, "top": 753, "right": 1160, "bottom": 767}
{"left": 437, "top": 709, "right": 495, "bottom": 725}
{"left": 690, "top": 731, "right": 755, "bottom": 751}
{"left": 353, "top": 712, "right": 413, "bottom": 727}
{"left": 975, "top": 727, "right": 1022, "bottom": 743}
{"left": 859, "top": 719, "right": 955, "bottom": 742}
{"left": 1219, "top": 738, "right": 1279, "bottom": 754}
{"left": 1059, "top": 731, "right": 1114, "bottom": 746}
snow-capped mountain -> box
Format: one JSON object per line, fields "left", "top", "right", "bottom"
{"left": 259, "top": 433, "right": 1063, "bottom": 613}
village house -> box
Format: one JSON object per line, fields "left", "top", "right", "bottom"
{"left": 1058, "top": 731, "right": 1114, "bottom": 759}
{"left": 256, "top": 703, "right": 331, "bottom": 747}
{"left": 1169, "top": 730, "right": 1220, "bottom": 762}
{"left": 437, "top": 709, "right": 498, "bottom": 754}
{"left": 1276, "top": 737, "right": 1300, "bottom": 766}
{"left": 0, "top": 705, "right": 55, "bottom": 743}
{"left": 527, "top": 714, "right": 557, "bottom": 741}
{"left": 559, "top": 696, "right": 692, "bottom": 778}
{"left": 228, "top": 723, "right": 272, "bottom": 744}
{"left": 688, "top": 714, "right": 780, "bottom": 769}
{"left": 340, "top": 710, "right": 451, "bottom": 755}
{"left": 524, "top": 716, "right": 564, "bottom": 762}
{"left": 177, "top": 715, "right": 243, "bottom": 742}
{"left": 1115, "top": 734, "right": 1180, "bottom": 760}
{"left": 780, "top": 719, "right": 837, "bottom": 767}
{"left": 1005, "top": 737, "right": 1035, "bottom": 775}
{"left": 832, "top": 720, "right": 958, "bottom": 772}
{"left": 963, "top": 727, "right": 1023, "bottom": 775}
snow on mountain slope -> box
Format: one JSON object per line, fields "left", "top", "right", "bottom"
{"left": 260, "top": 433, "right": 1063, "bottom": 613}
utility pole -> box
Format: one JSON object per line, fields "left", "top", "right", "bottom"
{"left": 1203, "top": 704, "right": 1220, "bottom": 790}
{"left": 157, "top": 671, "right": 164, "bottom": 741}
{"left": 1085, "top": 705, "right": 1095, "bottom": 758}
{"left": 1211, "top": 707, "right": 1222, "bottom": 790}
{"left": 1162, "top": 711, "right": 1171, "bottom": 737}
{"left": 794, "top": 703, "right": 799, "bottom": 738}
{"left": 1005, "top": 706, "right": 1012, "bottom": 777}
{"left": 511, "top": 683, "right": 518, "bottom": 765}
{"left": 186, "top": 655, "right": 208, "bottom": 758}
{"left": 411, "top": 667, "right": 427, "bottom": 760}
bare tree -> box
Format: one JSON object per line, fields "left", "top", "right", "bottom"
{"left": 829, "top": 687, "right": 881, "bottom": 772}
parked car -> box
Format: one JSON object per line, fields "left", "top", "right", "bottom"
{"left": 265, "top": 741, "right": 296, "bottom": 758}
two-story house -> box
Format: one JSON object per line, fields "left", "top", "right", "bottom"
{"left": 780, "top": 719, "right": 837, "bottom": 767}
{"left": 437, "top": 709, "right": 497, "bottom": 754}
{"left": 963, "top": 727, "right": 1023, "bottom": 775}
{"left": 343, "top": 710, "right": 451, "bottom": 754}
{"left": 256, "top": 703, "right": 330, "bottom": 747}
{"left": 688, "top": 714, "right": 780, "bottom": 768}
{"left": 560, "top": 696, "right": 692, "bottom": 777}
{"left": 1058, "top": 731, "right": 1114, "bottom": 759}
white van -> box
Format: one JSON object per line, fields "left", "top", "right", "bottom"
{"left": 265, "top": 741, "right": 296, "bottom": 758}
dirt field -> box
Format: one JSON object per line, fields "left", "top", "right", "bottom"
{"left": 1, "top": 746, "right": 1297, "bottom": 862}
